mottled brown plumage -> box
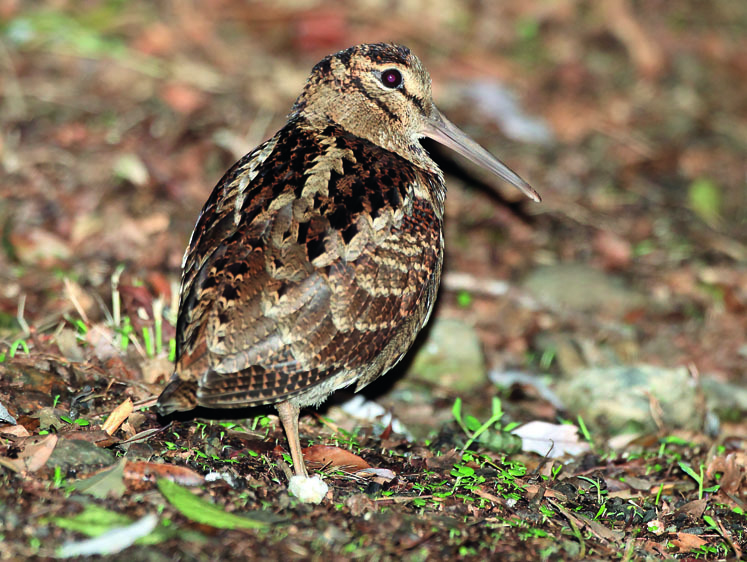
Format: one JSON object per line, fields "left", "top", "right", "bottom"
{"left": 157, "top": 43, "right": 539, "bottom": 478}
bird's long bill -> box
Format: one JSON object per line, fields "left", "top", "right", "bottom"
{"left": 423, "top": 107, "right": 541, "bottom": 202}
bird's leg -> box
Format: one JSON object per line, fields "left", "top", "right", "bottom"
{"left": 276, "top": 400, "right": 308, "bottom": 478}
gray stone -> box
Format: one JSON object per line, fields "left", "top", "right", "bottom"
{"left": 408, "top": 317, "right": 486, "bottom": 392}
{"left": 523, "top": 263, "right": 645, "bottom": 317}
{"left": 554, "top": 364, "right": 700, "bottom": 433}
{"left": 46, "top": 437, "right": 116, "bottom": 472}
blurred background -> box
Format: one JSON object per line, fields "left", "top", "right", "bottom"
{"left": 0, "top": 0, "right": 745, "bottom": 431}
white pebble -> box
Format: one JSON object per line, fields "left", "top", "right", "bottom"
{"left": 288, "top": 474, "right": 329, "bottom": 504}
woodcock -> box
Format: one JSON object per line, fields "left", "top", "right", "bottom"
{"left": 157, "top": 43, "right": 540, "bottom": 481}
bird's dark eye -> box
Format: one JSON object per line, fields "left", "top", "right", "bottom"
{"left": 380, "top": 69, "right": 402, "bottom": 89}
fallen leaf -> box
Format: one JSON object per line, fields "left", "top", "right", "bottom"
{"left": 346, "top": 493, "right": 376, "bottom": 516}
{"left": 69, "top": 458, "right": 127, "bottom": 499}
{"left": 618, "top": 475, "right": 655, "bottom": 491}
{"left": 302, "top": 445, "right": 370, "bottom": 471}
{"left": 600, "top": 0, "right": 666, "bottom": 79}
{"left": 140, "top": 356, "right": 173, "bottom": 385}
{"left": 124, "top": 460, "right": 204, "bottom": 487}
{"left": 57, "top": 513, "right": 159, "bottom": 557}
{"left": 113, "top": 153, "right": 149, "bottom": 187}
{"left": 63, "top": 429, "right": 120, "bottom": 448}
{"left": 424, "top": 449, "right": 462, "bottom": 472}
{"left": 0, "top": 434, "right": 58, "bottom": 473}
{"left": 133, "top": 22, "right": 176, "bottom": 56}
{"left": 511, "top": 421, "right": 590, "bottom": 458}
{"left": 646, "top": 519, "right": 666, "bottom": 535}
{"left": 669, "top": 532, "right": 708, "bottom": 551}
{"left": 674, "top": 498, "right": 707, "bottom": 519}
{"left": 101, "top": 398, "right": 134, "bottom": 436}
{"left": 521, "top": 484, "right": 568, "bottom": 502}
{"left": 354, "top": 467, "right": 396, "bottom": 485}
{"left": 160, "top": 82, "right": 207, "bottom": 114}
{"left": 707, "top": 452, "right": 746, "bottom": 496}
{"left": 86, "top": 324, "right": 119, "bottom": 361}
{"left": 0, "top": 400, "right": 17, "bottom": 424}
{"left": 0, "top": 425, "right": 29, "bottom": 438}
{"left": 472, "top": 486, "right": 506, "bottom": 506}
{"left": 22, "top": 433, "right": 58, "bottom": 472}
{"left": 157, "top": 479, "right": 271, "bottom": 529}
{"left": 593, "top": 229, "right": 632, "bottom": 269}
{"left": 548, "top": 499, "right": 624, "bottom": 542}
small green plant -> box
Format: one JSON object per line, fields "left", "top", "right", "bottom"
{"left": 52, "top": 466, "right": 65, "bottom": 488}
{"left": 678, "top": 461, "right": 715, "bottom": 500}
{"left": 452, "top": 396, "right": 505, "bottom": 452}
{"left": 577, "top": 475, "right": 605, "bottom": 504}
{"left": 593, "top": 503, "right": 607, "bottom": 521}
{"left": 59, "top": 415, "right": 90, "bottom": 427}
{"left": 450, "top": 456, "right": 486, "bottom": 495}
{"left": 539, "top": 347, "right": 556, "bottom": 371}
{"left": 654, "top": 483, "right": 664, "bottom": 506}
{"left": 250, "top": 415, "right": 272, "bottom": 431}
{"left": 116, "top": 316, "right": 134, "bottom": 351}
{"left": 104, "top": 266, "right": 176, "bottom": 358}
{"left": 576, "top": 415, "right": 592, "bottom": 445}
{"left": 456, "top": 290, "right": 472, "bottom": 308}
{"left": 538, "top": 504, "right": 554, "bottom": 519}
{"left": 0, "top": 338, "right": 30, "bottom": 362}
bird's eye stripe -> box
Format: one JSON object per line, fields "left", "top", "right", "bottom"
{"left": 401, "top": 90, "right": 425, "bottom": 113}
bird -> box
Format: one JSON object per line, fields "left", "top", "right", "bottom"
{"left": 156, "top": 43, "right": 539, "bottom": 482}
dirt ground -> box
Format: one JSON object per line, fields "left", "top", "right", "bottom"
{"left": 1, "top": 1, "right": 746, "bottom": 560}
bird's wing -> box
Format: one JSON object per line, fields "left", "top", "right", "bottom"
{"left": 174, "top": 121, "right": 443, "bottom": 409}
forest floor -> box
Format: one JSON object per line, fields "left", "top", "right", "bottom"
{"left": 1, "top": 1, "right": 746, "bottom": 560}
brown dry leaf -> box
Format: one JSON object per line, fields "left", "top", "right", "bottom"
{"left": 302, "top": 445, "right": 370, "bottom": 471}
{"left": 101, "top": 398, "right": 134, "bottom": 436}
{"left": 522, "top": 484, "right": 568, "bottom": 502}
{"left": 544, "top": 99, "right": 603, "bottom": 143}
{"left": 607, "top": 489, "right": 642, "bottom": 500}
{"left": 10, "top": 229, "right": 72, "bottom": 265}
{"left": 593, "top": 229, "right": 632, "bottom": 270}
{"left": 23, "top": 433, "right": 58, "bottom": 472}
{"left": 123, "top": 460, "right": 204, "bottom": 487}
{"left": 140, "top": 356, "right": 173, "bottom": 385}
{"left": 145, "top": 271, "right": 174, "bottom": 302}
{"left": 354, "top": 467, "right": 396, "bottom": 486}
{"left": 669, "top": 532, "right": 708, "bottom": 552}
{"left": 0, "top": 425, "right": 30, "bottom": 438}
{"left": 707, "top": 452, "right": 746, "bottom": 496}
{"left": 600, "top": 0, "right": 666, "bottom": 79}
{"left": 620, "top": 475, "right": 655, "bottom": 491}
{"left": 86, "top": 324, "right": 119, "bottom": 361}
{"left": 549, "top": 499, "right": 624, "bottom": 542}
{"left": 639, "top": 539, "right": 670, "bottom": 557}
{"left": 0, "top": 434, "right": 58, "bottom": 473}
{"left": 424, "top": 449, "right": 462, "bottom": 472}
{"left": 674, "top": 498, "right": 707, "bottom": 519}
{"left": 119, "top": 283, "right": 156, "bottom": 315}
{"left": 647, "top": 519, "right": 666, "bottom": 536}
{"left": 472, "top": 486, "right": 506, "bottom": 506}
{"left": 133, "top": 22, "right": 176, "bottom": 56}
{"left": 63, "top": 430, "right": 119, "bottom": 448}
{"left": 53, "top": 122, "right": 89, "bottom": 147}
{"left": 346, "top": 493, "right": 376, "bottom": 516}
{"left": 160, "top": 83, "right": 208, "bottom": 114}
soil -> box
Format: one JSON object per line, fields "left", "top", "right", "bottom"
{"left": 1, "top": 2, "right": 745, "bottom": 560}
